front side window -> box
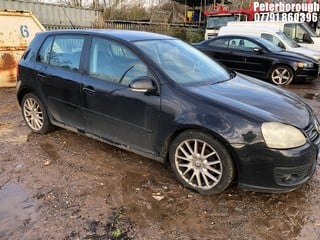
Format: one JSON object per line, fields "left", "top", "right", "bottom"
{"left": 261, "top": 33, "right": 283, "bottom": 48}
{"left": 276, "top": 31, "right": 299, "bottom": 48}
{"left": 45, "top": 35, "right": 85, "bottom": 71}
{"left": 89, "top": 37, "right": 148, "bottom": 86}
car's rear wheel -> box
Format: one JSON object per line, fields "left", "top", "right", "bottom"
{"left": 169, "top": 131, "right": 234, "bottom": 195}
{"left": 269, "top": 65, "right": 294, "bottom": 85}
{"left": 22, "top": 93, "right": 53, "bottom": 134}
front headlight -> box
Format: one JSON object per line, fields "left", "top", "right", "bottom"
{"left": 295, "top": 62, "right": 314, "bottom": 68}
{"left": 261, "top": 122, "right": 306, "bottom": 149}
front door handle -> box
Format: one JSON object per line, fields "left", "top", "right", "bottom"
{"left": 83, "top": 86, "right": 95, "bottom": 94}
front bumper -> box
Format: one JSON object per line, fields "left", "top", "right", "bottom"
{"left": 233, "top": 142, "right": 318, "bottom": 193}
{"left": 295, "top": 67, "right": 319, "bottom": 82}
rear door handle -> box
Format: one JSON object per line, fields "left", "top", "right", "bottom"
{"left": 37, "top": 72, "right": 46, "bottom": 78}
{"left": 83, "top": 86, "right": 95, "bottom": 94}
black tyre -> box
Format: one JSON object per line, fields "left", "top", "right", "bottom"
{"left": 169, "top": 130, "right": 234, "bottom": 195}
{"left": 21, "top": 93, "right": 53, "bottom": 134}
{"left": 269, "top": 65, "right": 294, "bottom": 86}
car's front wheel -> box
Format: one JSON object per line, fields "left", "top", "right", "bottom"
{"left": 169, "top": 131, "right": 234, "bottom": 195}
{"left": 269, "top": 65, "right": 294, "bottom": 85}
{"left": 21, "top": 93, "right": 53, "bottom": 134}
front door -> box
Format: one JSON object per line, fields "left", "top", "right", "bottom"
{"left": 81, "top": 37, "right": 161, "bottom": 153}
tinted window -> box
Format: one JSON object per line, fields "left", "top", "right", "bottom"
{"left": 208, "top": 38, "right": 229, "bottom": 47}
{"left": 89, "top": 37, "right": 147, "bottom": 86}
{"left": 48, "top": 35, "right": 84, "bottom": 71}
{"left": 229, "top": 38, "right": 260, "bottom": 51}
{"left": 211, "top": 38, "right": 260, "bottom": 51}
{"left": 38, "top": 36, "right": 54, "bottom": 64}
{"left": 255, "top": 37, "right": 283, "bottom": 52}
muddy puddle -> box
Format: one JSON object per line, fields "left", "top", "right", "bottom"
{"left": 0, "top": 184, "right": 36, "bottom": 239}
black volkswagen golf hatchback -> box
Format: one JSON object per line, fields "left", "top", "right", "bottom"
{"left": 193, "top": 35, "right": 319, "bottom": 86}
{"left": 17, "top": 30, "right": 319, "bottom": 195}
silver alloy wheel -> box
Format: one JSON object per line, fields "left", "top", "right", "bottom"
{"left": 23, "top": 97, "right": 44, "bottom": 131}
{"left": 271, "top": 67, "right": 292, "bottom": 85}
{"left": 174, "top": 139, "right": 222, "bottom": 190}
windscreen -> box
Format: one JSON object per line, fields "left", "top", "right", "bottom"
{"left": 206, "top": 15, "right": 239, "bottom": 29}
{"left": 134, "top": 39, "right": 231, "bottom": 85}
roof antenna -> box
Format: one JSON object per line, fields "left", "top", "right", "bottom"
{"left": 62, "top": 5, "right": 75, "bottom": 29}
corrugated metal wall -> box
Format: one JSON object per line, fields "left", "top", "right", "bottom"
{"left": 0, "top": 0, "right": 101, "bottom": 28}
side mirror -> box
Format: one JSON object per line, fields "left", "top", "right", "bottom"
{"left": 303, "top": 33, "right": 313, "bottom": 43}
{"left": 277, "top": 42, "right": 285, "bottom": 49}
{"left": 129, "top": 76, "right": 157, "bottom": 94}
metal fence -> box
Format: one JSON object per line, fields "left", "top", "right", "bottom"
{"left": 0, "top": 0, "right": 204, "bottom": 41}
{"left": 0, "top": 0, "right": 100, "bottom": 28}
{"left": 105, "top": 20, "right": 203, "bottom": 35}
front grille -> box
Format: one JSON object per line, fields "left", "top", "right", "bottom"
{"left": 304, "top": 120, "right": 320, "bottom": 147}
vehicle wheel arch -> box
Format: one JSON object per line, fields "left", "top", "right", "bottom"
{"left": 162, "top": 126, "right": 239, "bottom": 180}
{"left": 268, "top": 64, "right": 295, "bottom": 85}
{"left": 21, "top": 92, "right": 54, "bottom": 134}
{"left": 17, "top": 88, "right": 33, "bottom": 106}
{"left": 164, "top": 126, "right": 239, "bottom": 194}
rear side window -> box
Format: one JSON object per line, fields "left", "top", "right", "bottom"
{"left": 208, "top": 38, "right": 229, "bottom": 47}
{"left": 37, "top": 35, "right": 85, "bottom": 71}
{"left": 226, "top": 38, "right": 259, "bottom": 51}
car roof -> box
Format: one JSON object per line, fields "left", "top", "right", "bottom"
{"left": 221, "top": 25, "right": 282, "bottom": 32}
{"left": 209, "top": 34, "right": 261, "bottom": 41}
{"left": 38, "top": 29, "right": 175, "bottom": 42}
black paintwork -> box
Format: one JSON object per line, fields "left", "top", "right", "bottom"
{"left": 194, "top": 35, "right": 319, "bottom": 83}
{"left": 17, "top": 30, "right": 319, "bottom": 192}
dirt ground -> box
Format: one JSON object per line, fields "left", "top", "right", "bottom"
{"left": 1, "top": 79, "right": 320, "bottom": 240}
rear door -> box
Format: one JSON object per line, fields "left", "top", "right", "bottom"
{"left": 34, "top": 34, "right": 85, "bottom": 130}
{"left": 201, "top": 36, "right": 242, "bottom": 70}
{"left": 81, "top": 36, "right": 161, "bottom": 152}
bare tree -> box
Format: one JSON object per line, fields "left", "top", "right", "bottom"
{"left": 57, "top": 0, "right": 83, "bottom": 7}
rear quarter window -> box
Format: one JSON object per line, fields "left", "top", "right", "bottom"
{"left": 37, "top": 36, "right": 54, "bottom": 64}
